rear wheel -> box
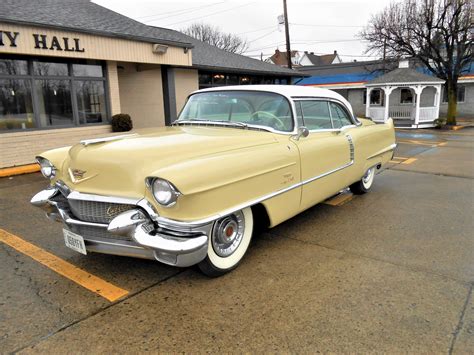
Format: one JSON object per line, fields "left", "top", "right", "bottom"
{"left": 198, "top": 207, "right": 253, "bottom": 277}
{"left": 349, "top": 167, "right": 375, "bottom": 195}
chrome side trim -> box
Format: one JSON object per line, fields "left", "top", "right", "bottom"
{"left": 157, "top": 134, "right": 356, "bottom": 227}
{"left": 157, "top": 161, "right": 355, "bottom": 228}
{"left": 366, "top": 143, "right": 397, "bottom": 160}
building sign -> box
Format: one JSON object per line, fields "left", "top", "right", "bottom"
{"left": 0, "top": 30, "right": 85, "bottom": 52}
{"left": 0, "top": 24, "right": 191, "bottom": 66}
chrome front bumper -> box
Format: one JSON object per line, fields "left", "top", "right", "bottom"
{"left": 31, "top": 185, "right": 211, "bottom": 267}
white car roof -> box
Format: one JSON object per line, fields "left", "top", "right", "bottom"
{"left": 194, "top": 85, "right": 354, "bottom": 116}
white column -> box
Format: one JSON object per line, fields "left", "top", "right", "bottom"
{"left": 413, "top": 85, "right": 425, "bottom": 125}
{"left": 382, "top": 86, "right": 395, "bottom": 122}
{"left": 365, "top": 87, "right": 372, "bottom": 118}
{"left": 434, "top": 84, "right": 441, "bottom": 119}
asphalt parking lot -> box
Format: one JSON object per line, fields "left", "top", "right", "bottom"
{"left": 1, "top": 127, "right": 473, "bottom": 353}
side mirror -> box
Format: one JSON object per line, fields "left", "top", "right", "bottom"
{"left": 293, "top": 126, "right": 309, "bottom": 141}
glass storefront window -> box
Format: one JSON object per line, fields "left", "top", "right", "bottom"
{"left": 35, "top": 79, "right": 74, "bottom": 126}
{"left": 212, "top": 73, "right": 226, "bottom": 85}
{"left": 0, "top": 59, "right": 28, "bottom": 75}
{"left": 75, "top": 80, "right": 107, "bottom": 123}
{"left": 199, "top": 73, "right": 212, "bottom": 86}
{"left": 227, "top": 75, "right": 239, "bottom": 85}
{"left": 73, "top": 64, "right": 103, "bottom": 77}
{"left": 0, "top": 55, "right": 109, "bottom": 132}
{"left": 0, "top": 79, "right": 34, "bottom": 130}
{"left": 240, "top": 76, "right": 250, "bottom": 85}
{"left": 33, "top": 61, "right": 69, "bottom": 76}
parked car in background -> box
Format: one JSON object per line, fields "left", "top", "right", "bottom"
{"left": 31, "top": 85, "right": 396, "bottom": 276}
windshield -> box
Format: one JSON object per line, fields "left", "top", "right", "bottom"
{"left": 177, "top": 91, "right": 294, "bottom": 132}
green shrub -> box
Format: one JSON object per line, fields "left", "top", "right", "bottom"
{"left": 111, "top": 113, "right": 133, "bottom": 132}
{"left": 434, "top": 117, "right": 446, "bottom": 129}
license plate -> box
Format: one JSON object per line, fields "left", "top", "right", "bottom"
{"left": 63, "top": 229, "right": 87, "bottom": 255}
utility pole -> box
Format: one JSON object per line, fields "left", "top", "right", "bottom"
{"left": 283, "top": 0, "right": 292, "bottom": 69}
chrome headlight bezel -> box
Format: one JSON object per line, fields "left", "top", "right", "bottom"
{"left": 36, "top": 157, "right": 56, "bottom": 179}
{"left": 146, "top": 177, "right": 181, "bottom": 207}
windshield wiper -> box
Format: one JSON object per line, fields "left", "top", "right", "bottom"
{"left": 173, "top": 119, "right": 248, "bottom": 128}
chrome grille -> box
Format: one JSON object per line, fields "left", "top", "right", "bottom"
{"left": 68, "top": 225, "right": 133, "bottom": 242}
{"left": 68, "top": 199, "right": 135, "bottom": 224}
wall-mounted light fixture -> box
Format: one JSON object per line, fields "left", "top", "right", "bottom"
{"left": 153, "top": 44, "right": 168, "bottom": 54}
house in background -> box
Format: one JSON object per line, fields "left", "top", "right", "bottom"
{"left": 265, "top": 49, "right": 341, "bottom": 67}
{"left": 297, "top": 59, "right": 474, "bottom": 127}
{"left": 299, "top": 51, "right": 342, "bottom": 66}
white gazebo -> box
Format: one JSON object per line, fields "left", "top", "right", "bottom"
{"left": 365, "top": 61, "right": 444, "bottom": 128}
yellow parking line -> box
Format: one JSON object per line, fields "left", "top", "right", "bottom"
{"left": 0, "top": 229, "right": 129, "bottom": 302}
{"left": 438, "top": 142, "right": 448, "bottom": 146}
{"left": 401, "top": 157, "right": 418, "bottom": 165}
{"left": 398, "top": 139, "right": 441, "bottom": 146}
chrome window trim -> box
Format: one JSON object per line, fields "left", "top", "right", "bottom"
{"left": 292, "top": 96, "right": 361, "bottom": 127}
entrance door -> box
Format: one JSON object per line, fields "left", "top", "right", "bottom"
{"left": 293, "top": 99, "right": 353, "bottom": 210}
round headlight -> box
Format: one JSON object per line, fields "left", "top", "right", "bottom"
{"left": 37, "top": 157, "right": 56, "bottom": 179}
{"left": 151, "top": 178, "right": 180, "bottom": 206}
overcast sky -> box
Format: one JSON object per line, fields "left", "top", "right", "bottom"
{"left": 94, "top": 0, "right": 393, "bottom": 62}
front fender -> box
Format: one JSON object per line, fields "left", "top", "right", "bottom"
{"left": 147, "top": 141, "right": 301, "bottom": 221}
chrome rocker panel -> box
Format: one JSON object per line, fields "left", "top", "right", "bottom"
{"left": 30, "top": 186, "right": 211, "bottom": 267}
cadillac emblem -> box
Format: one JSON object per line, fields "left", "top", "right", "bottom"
{"left": 71, "top": 169, "right": 86, "bottom": 179}
{"left": 68, "top": 168, "right": 95, "bottom": 184}
{"left": 106, "top": 205, "right": 125, "bottom": 217}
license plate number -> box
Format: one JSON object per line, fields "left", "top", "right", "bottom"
{"left": 63, "top": 229, "right": 87, "bottom": 255}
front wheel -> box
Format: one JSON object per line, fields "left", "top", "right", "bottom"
{"left": 198, "top": 207, "right": 254, "bottom": 277}
{"left": 349, "top": 166, "right": 376, "bottom": 195}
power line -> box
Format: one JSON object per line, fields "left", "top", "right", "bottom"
{"left": 290, "top": 23, "right": 364, "bottom": 28}
{"left": 161, "top": 2, "right": 254, "bottom": 27}
{"left": 244, "top": 39, "right": 362, "bottom": 53}
{"left": 236, "top": 25, "right": 276, "bottom": 36}
{"left": 137, "top": 2, "right": 226, "bottom": 20}
{"left": 245, "top": 52, "right": 379, "bottom": 58}
{"left": 247, "top": 29, "right": 278, "bottom": 44}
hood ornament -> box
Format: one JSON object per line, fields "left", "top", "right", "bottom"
{"left": 68, "top": 168, "right": 96, "bottom": 184}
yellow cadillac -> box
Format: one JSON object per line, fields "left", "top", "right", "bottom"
{"left": 31, "top": 85, "right": 396, "bottom": 276}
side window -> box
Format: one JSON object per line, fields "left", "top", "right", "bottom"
{"left": 297, "top": 100, "right": 332, "bottom": 130}
{"left": 329, "top": 102, "right": 353, "bottom": 128}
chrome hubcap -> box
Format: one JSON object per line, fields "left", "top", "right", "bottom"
{"left": 212, "top": 211, "right": 245, "bottom": 257}
{"left": 362, "top": 167, "right": 375, "bottom": 186}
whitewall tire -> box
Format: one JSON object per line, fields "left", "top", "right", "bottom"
{"left": 198, "top": 207, "right": 253, "bottom": 277}
{"left": 350, "top": 166, "right": 375, "bottom": 195}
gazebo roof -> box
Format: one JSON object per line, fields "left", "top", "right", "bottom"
{"left": 365, "top": 68, "right": 444, "bottom": 86}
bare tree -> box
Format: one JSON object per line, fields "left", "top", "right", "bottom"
{"left": 182, "top": 23, "right": 249, "bottom": 54}
{"left": 360, "top": 0, "right": 472, "bottom": 125}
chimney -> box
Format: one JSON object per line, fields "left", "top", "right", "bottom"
{"left": 310, "top": 52, "right": 314, "bottom": 55}
{"left": 334, "top": 50, "right": 337, "bottom": 55}
{"left": 304, "top": 51, "right": 308, "bottom": 54}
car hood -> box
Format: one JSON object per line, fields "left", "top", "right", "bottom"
{"left": 58, "top": 126, "right": 279, "bottom": 198}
